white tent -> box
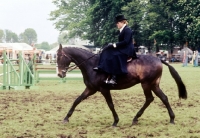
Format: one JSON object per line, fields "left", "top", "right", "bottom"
{"left": 0, "top": 43, "right": 36, "bottom": 59}
{"left": 0, "top": 43, "right": 33, "bottom": 51}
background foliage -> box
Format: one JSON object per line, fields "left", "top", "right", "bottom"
{"left": 50, "top": 0, "right": 200, "bottom": 52}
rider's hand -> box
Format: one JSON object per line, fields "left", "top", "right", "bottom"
{"left": 107, "top": 43, "right": 113, "bottom": 47}
{"left": 103, "top": 43, "right": 113, "bottom": 51}
{"left": 108, "top": 43, "right": 117, "bottom": 48}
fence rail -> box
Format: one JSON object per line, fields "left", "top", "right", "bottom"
{"left": 0, "top": 51, "right": 83, "bottom": 90}
{"left": 0, "top": 51, "right": 34, "bottom": 90}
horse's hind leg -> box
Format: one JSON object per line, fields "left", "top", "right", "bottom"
{"left": 101, "top": 89, "right": 119, "bottom": 127}
{"left": 152, "top": 85, "right": 175, "bottom": 124}
{"left": 132, "top": 84, "right": 154, "bottom": 125}
{"left": 63, "top": 88, "right": 96, "bottom": 123}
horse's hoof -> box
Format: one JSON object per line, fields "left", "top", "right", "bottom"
{"left": 132, "top": 120, "right": 138, "bottom": 126}
{"left": 112, "top": 124, "right": 117, "bottom": 127}
{"left": 63, "top": 119, "right": 69, "bottom": 124}
{"left": 170, "top": 121, "right": 175, "bottom": 125}
{"left": 112, "top": 122, "right": 118, "bottom": 127}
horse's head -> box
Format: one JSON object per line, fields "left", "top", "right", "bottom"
{"left": 57, "top": 44, "right": 71, "bottom": 78}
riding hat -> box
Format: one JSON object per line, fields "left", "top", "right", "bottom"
{"left": 115, "top": 14, "right": 127, "bottom": 23}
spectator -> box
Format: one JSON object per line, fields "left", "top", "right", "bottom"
{"left": 194, "top": 50, "right": 199, "bottom": 67}
{"left": 182, "top": 51, "right": 188, "bottom": 67}
{"left": 49, "top": 54, "right": 52, "bottom": 63}
{"left": 46, "top": 54, "right": 49, "bottom": 63}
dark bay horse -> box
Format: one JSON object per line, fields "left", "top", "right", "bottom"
{"left": 57, "top": 44, "right": 187, "bottom": 126}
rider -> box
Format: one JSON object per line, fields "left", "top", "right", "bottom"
{"left": 93, "top": 14, "right": 137, "bottom": 85}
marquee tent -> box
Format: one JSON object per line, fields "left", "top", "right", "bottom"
{"left": 0, "top": 43, "right": 40, "bottom": 59}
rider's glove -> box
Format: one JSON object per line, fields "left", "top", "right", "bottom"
{"left": 107, "top": 43, "right": 113, "bottom": 47}
{"left": 103, "top": 43, "right": 116, "bottom": 51}
{"left": 108, "top": 43, "right": 117, "bottom": 48}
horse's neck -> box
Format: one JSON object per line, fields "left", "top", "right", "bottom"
{"left": 68, "top": 48, "right": 96, "bottom": 71}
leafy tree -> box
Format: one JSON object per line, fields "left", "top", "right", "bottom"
{"left": 35, "top": 42, "right": 50, "bottom": 51}
{"left": 50, "top": 0, "right": 131, "bottom": 46}
{"left": 11, "top": 32, "right": 19, "bottom": 42}
{"left": 4, "top": 29, "right": 19, "bottom": 43}
{"left": 136, "top": 0, "right": 180, "bottom": 53}
{"left": 19, "top": 33, "right": 26, "bottom": 43}
{"left": 4, "top": 30, "right": 12, "bottom": 42}
{"left": 20, "top": 28, "right": 37, "bottom": 45}
{"left": 50, "top": 0, "right": 90, "bottom": 39}
{"left": 177, "top": 0, "right": 200, "bottom": 50}
{"left": 49, "top": 42, "right": 59, "bottom": 50}
{"left": 0, "top": 29, "right": 4, "bottom": 42}
{"left": 57, "top": 32, "right": 69, "bottom": 44}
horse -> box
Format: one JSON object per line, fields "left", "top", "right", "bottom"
{"left": 57, "top": 44, "right": 187, "bottom": 126}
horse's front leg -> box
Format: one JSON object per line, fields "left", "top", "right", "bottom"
{"left": 63, "top": 88, "right": 96, "bottom": 123}
{"left": 101, "top": 89, "right": 119, "bottom": 127}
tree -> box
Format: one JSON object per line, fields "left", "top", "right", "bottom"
{"left": 50, "top": 0, "right": 131, "bottom": 46}
{"left": 49, "top": 42, "right": 59, "bottom": 50}
{"left": 20, "top": 28, "right": 37, "bottom": 45}
{"left": 177, "top": 0, "right": 200, "bottom": 50}
{"left": 35, "top": 42, "right": 50, "bottom": 51}
{"left": 4, "top": 29, "right": 19, "bottom": 43}
{"left": 50, "top": 0, "right": 90, "bottom": 39}
{"left": 57, "top": 32, "right": 69, "bottom": 44}
{"left": 11, "top": 32, "right": 18, "bottom": 42}
{"left": 138, "top": 0, "right": 180, "bottom": 53}
{"left": 0, "top": 29, "right": 4, "bottom": 42}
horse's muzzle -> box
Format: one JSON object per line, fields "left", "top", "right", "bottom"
{"left": 57, "top": 69, "right": 67, "bottom": 78}
{"left": 58, "top": 73, "right": 62, "bottom": 78}
{"left": 57, "top": 72, "right": 66, "bottom": 78}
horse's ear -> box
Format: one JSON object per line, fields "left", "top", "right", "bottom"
{"left": 59, "top": 44, "right": 63, "bottom": 50}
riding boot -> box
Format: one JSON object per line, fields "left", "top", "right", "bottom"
{"left": 106, "top": 75, "right": 117, "bottom": 85}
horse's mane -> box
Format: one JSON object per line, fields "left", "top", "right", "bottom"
{"left": 63, "top": 46, "right": 98, "bottom": 57}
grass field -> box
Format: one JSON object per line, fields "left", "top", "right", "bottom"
{"left": 0, "top": 63, "right": 200, "bottom": 138}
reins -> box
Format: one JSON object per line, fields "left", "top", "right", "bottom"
{"left": 63, "top": 53, "right": 98, "bottom": 72}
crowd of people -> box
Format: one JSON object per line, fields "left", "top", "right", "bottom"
{"left": 182, "top": 50, "right": 199, "bottom": 67}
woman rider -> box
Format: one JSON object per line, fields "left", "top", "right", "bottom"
{"left": 94, "top": 14, "right": 137, "bottom": 85}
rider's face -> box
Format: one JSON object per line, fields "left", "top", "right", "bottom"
{"left": 116, "top": 21, "right": 124, "bottom": 29}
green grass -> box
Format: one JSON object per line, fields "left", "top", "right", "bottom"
{"left": 0, "top": 63, "right": 200, "bottom": 138}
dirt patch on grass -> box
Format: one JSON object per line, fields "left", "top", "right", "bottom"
{"left": 0, "top": 81, "right": 200, "bottom": 137}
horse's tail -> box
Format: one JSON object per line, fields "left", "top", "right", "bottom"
{"left": 161, "top": 60, "right": 187, "bottom": 99}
